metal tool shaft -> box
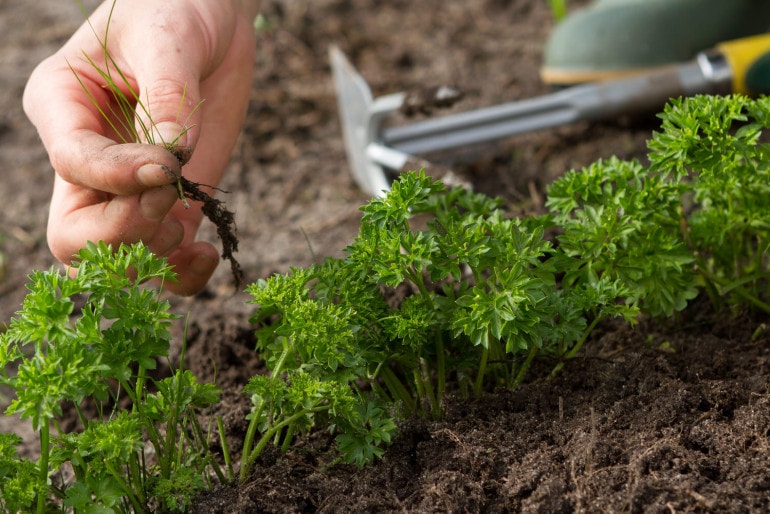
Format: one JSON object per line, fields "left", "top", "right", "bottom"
{"left": 381, "top": 52, "right": 732, "bottom": 156}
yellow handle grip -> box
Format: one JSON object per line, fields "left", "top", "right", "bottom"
{"left": 717, "top": 34, "right": 770, "bottom": 94}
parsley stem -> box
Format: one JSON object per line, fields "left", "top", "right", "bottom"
{"left": 511, "top": 344, "right": 539, "bottom": 389}
{"left": 549, "top": 315, "right": 606, "bottom": 380}
{"left": 239, "top": 399, "right": 265, "bottom": 483}
{"left": 418, "top": 358, "right": 438, "bottom": 420}
{"left": 240, "top": 342, "right": 292, "bottom": 482}
{"left": 217, "top": 416, "right": 234, "bottom": 482}
{"left": 280, "top": 424, "right": 296, "bottom": 453}
{"left": 104, "top": 459, "right": 145, "bottom": 513}
{"left": 379, "top": 365, "right": 416, "bottom": 414}
{"left": 412, "top": 368, "right": 427, "bottom": 414}
{"left": 435, "top": 333, "right": 446, "bottom": 419}
{"left": 243, "top": 406, "right": 331, "bottom": 482}
{"left": 697, "top": 265, "right": 770, "bottom": 314}
{"left": 36, "top": 422, "right": 50, "bottom": 514}
{"left": 564, "top": 315, "right": 603, "bottom": 361}
{"left": 135, "top": 367, "right": 147, "bottom": 411}
{"left": 128, "top": 453, "right": 146, "bottom": 505}
{"left": 473, "top": 347, "right": 489, "bottom": 398}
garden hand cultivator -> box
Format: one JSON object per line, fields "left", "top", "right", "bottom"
{"left": 330, "top": 35, "right": 770, "bottom": 197}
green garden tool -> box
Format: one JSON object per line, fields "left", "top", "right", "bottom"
{"left": 331, "top": 34, "right": 770, "bottom": 197}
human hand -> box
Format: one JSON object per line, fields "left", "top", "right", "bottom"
{"left": 23, "top": 0, "right": 260, "bottom": 294}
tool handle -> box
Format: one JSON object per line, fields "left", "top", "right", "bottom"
{"left": 717, "top": 34, "right": 770, "bottom": 95}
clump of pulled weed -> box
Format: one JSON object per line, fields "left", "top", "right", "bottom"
{"left": 177, "top": 175, "right": 243, "bottom": 288}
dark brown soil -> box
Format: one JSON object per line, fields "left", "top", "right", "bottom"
{"left": 2, "top": 1, "right": 769, "bottom": 513}
{"left": 189, "top": 304, "right": 770, "bottom": 513}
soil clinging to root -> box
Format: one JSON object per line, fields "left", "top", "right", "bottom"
{"left": 178, "top": 176, "right": 243, "bottom": 288}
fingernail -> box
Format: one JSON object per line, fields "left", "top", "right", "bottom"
{"left": 155, "top": 122, "right": 193, "bottom": 165}
{"left": 155, "top": 122, "right": 186, "bottom": 149}
{"left": 139, "top": 186, "right": 178, "bottom": 221}
{"left": 137, "top": 164, "right": 177, "bottom": 187}
{"left": 190, "top": 252, "right": 218, "bottom": 276}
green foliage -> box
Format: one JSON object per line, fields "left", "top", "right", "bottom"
{"left": 240, "top": 269, "right": 393, "bottom": 480}
{"left": 547, "top": 156, "right": 696, "bottom": 317}
{"left": 647, "top": 95, "right": 770, "bottom": 310}
{"left": 545, "top": 94, "right": 770, "bottom": 346}
{"left": 0, "top": 242, "right": 223, "bottom": 513}
{"left": 243, "top": 170, "right": 631, "bottom": 471}
{"left": 0, "top": 433, "right": 41, "bottom": 513}
{"left": 245, "top": 94, "right": 770, "bottom": 469}
{"left": 552, "top": 94, "right": 770, "bottom": 314}
{"left": 546, "top": 0, "right": 568, "bottom": 22}
{"left": 4, "top": 91, "right": 770, "bottom": 506}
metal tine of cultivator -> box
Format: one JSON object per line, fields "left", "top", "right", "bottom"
{"left": 330, "top": 42, "right": 739, "bottom": 197}
{"left": 330, "top": 45, "right": 408, "bottom": 197}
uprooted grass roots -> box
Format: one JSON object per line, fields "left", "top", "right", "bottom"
{"left": 177, "top": 175, "right": 243, "bottom": 288}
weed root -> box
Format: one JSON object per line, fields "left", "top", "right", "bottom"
{"left": 178, "top": 176, "right": 244, "bottom": 289}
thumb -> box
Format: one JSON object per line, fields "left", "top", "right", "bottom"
{"left": 135, "top": 74, "right": 203, "bottom": 166}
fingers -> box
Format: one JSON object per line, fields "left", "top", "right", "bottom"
{"left": 24, "top": 60, "right": 184, "bottom": 195}
{"left": 164, "top": 242, "right": 220, "bottom": 295}
{"left": 47, "top": 176, "right": 182, "bottom": 261}
{"left": 130, "top": 74, "right": 203, "bottom": 165}
{"left": 118, "top": 2, "right": 237, "bottom": 163}
{"left": 176, "top": 13, "right": 256, "bottom": 185}
{"left": 56, "top": 132, "right": 183, "bottom": 194}
{"left": 48, "top": 175, "right": 219, "bottom": 296}
{"left": 22, "top": 2, "right": 219, "bottom": 192}
{"left": 47, "top": 174, "right": 219, "bottom": 297}
{"left": 25, "top": 0, "right": 254, "bottom": 296}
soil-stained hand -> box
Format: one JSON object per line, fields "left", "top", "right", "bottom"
{"left": 23, "top": 0, "right": 260, "bottom": 295}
